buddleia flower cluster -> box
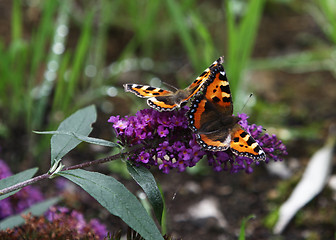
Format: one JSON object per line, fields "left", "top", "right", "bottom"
{"left": 108, "top": 107, "right": 287, "bottom": 174}
{"left": 0, "top": 160, "right": 108, "bottom": 239}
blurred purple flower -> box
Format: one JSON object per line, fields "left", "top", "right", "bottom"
{"left": 0, "top": 159, "right": 44, "bottom": 219}
{"left": 0, "top": 159, "right": 12, "bottom": 179}
{"left": 89, "top": 219, "right": 108, "bottom": 239}
{"left": 46, "top": 206, "right": 108, "bottom": 239}
{"left": 108, "top": 108, "right": 287, "bottom": 174}
{"left": 0, "top": 160, "right": 108, "bottom": 239}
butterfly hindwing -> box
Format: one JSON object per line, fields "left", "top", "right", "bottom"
{"left": 230, "top": 127, "right": 266, "bottom": 160}
{"left": 147, "top": 90, "right": 189, "bottom": 111}
{"left": 188, "top": 93, "right": 239, "bottom": 151}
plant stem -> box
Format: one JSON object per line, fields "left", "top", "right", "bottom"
{"left": 0, "top": 173, "right": 50, "bottom": 196}
{"left": 0, "top": 151, "right": 125, "bottom": 196}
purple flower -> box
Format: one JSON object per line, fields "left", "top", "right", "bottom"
{"left": 157, "top": 125, "right": 169, "bottom": 137}
{"left": 138, "top": 151, "right": 150, "bottom": 163}
{"left": 46, "top": 206, "right": 108, "bottom": 239}
{"left": 108, "top": 108, "right": 287, "bottom": 174}
{"left": 89, "top": 218, "right": 108, "bottom": 239}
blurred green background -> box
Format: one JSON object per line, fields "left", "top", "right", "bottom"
{"left": 0, "top": 0, "right": 335, "bottom": 238}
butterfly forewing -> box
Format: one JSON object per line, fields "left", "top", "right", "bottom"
{"left": 123, "top": 57, "right": 226, "bottom": 111}
{"left": 124, "top": 84, "right": 173, "bottom": 98}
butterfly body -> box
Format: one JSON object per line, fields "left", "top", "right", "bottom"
{"left": 188, "top": 57, "right": 266, "bottom": 161}
{"left": 124, "top": 57, "right": 224, "bottom": 111}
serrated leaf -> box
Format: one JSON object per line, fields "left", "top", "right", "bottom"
{"left": 127, "top": 162, "right": 164, "bottom": 224}
{"left": 50, "top": 105, "right": 96, "bottom": 165}
{"left": 34, "top": 130, "right": 119, "bottom": 148}
{"left": 0, "top": 197, "right": 60, "bottom": 230}
{"left": 59, "top": 169, "right": 164, "bottom": 240}
{"left": 0, "top": 168, "right": 38, "bottom": 200}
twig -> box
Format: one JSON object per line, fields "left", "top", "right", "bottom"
{"left": 0, "top": 151, "right": 127, "bottom": 196}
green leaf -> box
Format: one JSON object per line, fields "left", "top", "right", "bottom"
{"left": 59, "top": 169, "right": 164, "bottom": 240}
{"left": 239, "top": 215, "right": 255, "bottom": 240}
{"left": 34, "top": 130, "right": 119, "bottom": 148}
{"left": 0, "top": 197, "right": 61, "bottom": 230}
{"left": 0, "top": 168, "right": 38, "bottom": 200}
{"left": 127, "top": 162, "right": 164, "bottom": 224}
{"left": 50, "top": 105, "right": 96, "bottom": 165}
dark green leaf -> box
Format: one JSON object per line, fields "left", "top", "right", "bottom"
{"left": 0, "top": 197, "right": 61, "bottom": 230}
{"left": 0, "top": 168, "right": 38, "bottom": 200}
{"left": 34, "top": 130, "right": 119, "bottom": 148}
{"left": 59, "top": 169, "right": 163, "bottom": 240}
{"left": 50, "top": 105, "right": 96, "bottom": 165}
{"left": 127, "top": 162, "right": 164, "bottom": 224}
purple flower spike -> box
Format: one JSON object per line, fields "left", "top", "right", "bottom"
{"left": 108, "top": 108, "right": 287, "bottom": 174}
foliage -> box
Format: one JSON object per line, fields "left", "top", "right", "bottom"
{"left": 0, "top": 98, "right": 286, "bottom": 239}
{"left": 4, "top": 0, "right": 330, "bottom": 238}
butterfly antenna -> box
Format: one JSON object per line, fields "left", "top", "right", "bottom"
{"left": 240, "top": 93, "right": 253, "bottom": 112}
{"left": 161, "top": 81, "right": 179, "bottom": 92}
{"left": 240, "top": 93, "right": 267, "bottom": 132}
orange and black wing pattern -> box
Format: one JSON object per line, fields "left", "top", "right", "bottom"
{"left": 123, "top": 57, "right": 224, "bottom": 111}
{"left": 187, "top": 58, "right": 266, "bottom": 160}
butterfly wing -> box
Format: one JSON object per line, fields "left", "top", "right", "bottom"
{"left": 230, "top": 126, "right": 266, "bottom": 160}
{"left": 124, "top": 84, "right": 183, "bottom": 111}
{"left": 185, "top": 56, "right": 225, "bottom": 102}
{"left": 188, "top": 62, "right": 236, "bottom": 151}
{"left": 124, "top": 84, "right": 173, "bottom": 98}
{"left": 189, "top": 95, "right": 232, "bottom": 151}
{"left": 147, "top": 91, "right": 189, "bottom": 111}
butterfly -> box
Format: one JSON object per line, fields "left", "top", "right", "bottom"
{"left": 187, "top": 57, "right": 266, "bottom": 161}
{"left": 123, "top": 58, "right": 224, "bottom": 111}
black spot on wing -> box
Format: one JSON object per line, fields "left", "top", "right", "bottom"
{"left": 246, "top": 137, "right": 255, "bottom": 146}
{"left": 219, "top": 72, "right": 226, "bottom": 81}
{"left": 222, "top": 96, "right": 231, "bottom": 102}
{"left": 212, "top": 96, "right": 220, "bottom": 103}
{"left": 254, "top": 145, "right": 262, "bottom": 152}
{"left": 146, "top": 87, "right": 156, "bottom": 91}
{"left": 220, "top": 85, "right": 230, "bottom": 94}
{"left": 240, "top": 131, "right": 247, "bottom": 138}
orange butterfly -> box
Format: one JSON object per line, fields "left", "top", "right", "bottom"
{"left": 187, "top": 57, "right": 266, "bottom": 160}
